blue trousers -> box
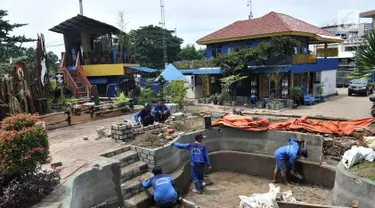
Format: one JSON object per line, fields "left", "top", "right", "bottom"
{"left": 191, "top": 161, "right": 204, "bottom": 191}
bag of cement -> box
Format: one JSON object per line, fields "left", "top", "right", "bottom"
{"left": 364, "top": 136, "right": 375, "bottom": 149}
{"left": 238, "top": 184, "right": 279, "bottom": 208}
{"left": 358, "top": 146, "right": 375, "bottom": 162}
{"left": 342, "top": 146, "right": 363, "bottom": 169}
{"left": 280, "top": 190, "right": 297, "bottom": 203}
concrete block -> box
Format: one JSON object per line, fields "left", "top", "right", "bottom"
{"left": 113, "top": 135, "right": 119, "bottom": 139}
{"left": 147, "top": 155, "right": 154, "bottom": 160}
{"left": 119, "top": 135, "right": 128, "bottom": 140}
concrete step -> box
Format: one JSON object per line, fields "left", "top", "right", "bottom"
{"left": 121, "top": 172, "right": 153, "bottom": 199}
{"left": 120, "top": 161, "right": 148, "bottom": 182}
{"left": 110, "top": 150, "right": 138, "bottom": 167}
{"left": 123, "top": 189, "right": 153, "bottom": 208}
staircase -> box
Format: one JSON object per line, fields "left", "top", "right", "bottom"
{"left": 67, "top": 69, "right": 90, "bottom": 98}
{"left": 60, "top": 52, "right": 92, "bottom": 99}
{"left": 105, "top": 147, "right": 154, "bottom": 208}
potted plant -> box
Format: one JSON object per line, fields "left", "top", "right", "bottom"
{"left": 217, "top": 93, "right": 225, "bottom": 105}
{"left": 289, "top": 87, "right": 303, "bottom": 109}
{"left": 211, "top": 94, "right": 218, "bottom": 105}
{"left": 317, "top": 84, "right": 324, "bottom": 102}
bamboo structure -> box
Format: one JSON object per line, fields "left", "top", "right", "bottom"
{"left": 0, "top": 34, "right": 51, "bottom": 120}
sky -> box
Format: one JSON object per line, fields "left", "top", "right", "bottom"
{"left": 1, "top": 0, "right": 374, "bottom": 57}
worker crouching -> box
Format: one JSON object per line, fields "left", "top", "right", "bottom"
{"left": 273, "top": 137, "right": 308, "bottom": 185}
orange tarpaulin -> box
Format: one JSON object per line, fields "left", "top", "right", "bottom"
{"left": 213, "top": 115, "right": 375, "bottom": 136}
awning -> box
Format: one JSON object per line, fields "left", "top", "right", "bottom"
{"left": 180, "top": 68, "right": 222, "bottom": 75}
{"left": 251, "top": 67, "right": 291, "bottom": 74}
{"left": 88, "top": 77, "right": 108, "bottom": 85}
{"left": 127, "top": 66, "right": 157, "bottom": 73}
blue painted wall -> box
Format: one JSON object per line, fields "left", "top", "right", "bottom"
{"left": 205, "top": 36, "right": 310, "bottom": 59}
{"left": 291, "top": 58, "right": 339, "bottom": 73}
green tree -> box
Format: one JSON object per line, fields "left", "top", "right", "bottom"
{"left": 129, "top": 25, "right": 183, "bottom": 69}
{"left": 22, "top": 47, "right": 59, "bottom": 77}
{"left": 212, "top": 36, "right": 300, "bottom": 76}
{"left": 178, "top": 44, "right": 206, "bottom": 61}
{"left": 350, "top": 30, "right": 375, "bottom": 79}
{"left": 0, "top": 10, "right": 33, "bottom": 63}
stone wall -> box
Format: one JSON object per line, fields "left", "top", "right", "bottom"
{"left": 111, "top": 123, "right": 165, "bottom": 142}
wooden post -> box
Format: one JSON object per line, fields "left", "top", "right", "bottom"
{"left": 324, "top": 42, "right": 328, "bottom": 59}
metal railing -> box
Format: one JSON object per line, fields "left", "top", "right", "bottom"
{"left": 75, "top": 52, "right": 92, "bottom": 96}
{"left": 61, "top": 53, "right": 79, "bottom": 97}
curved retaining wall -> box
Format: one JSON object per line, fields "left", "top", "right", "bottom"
{"left": 331, "top": 162, "right": 375, "bottom": 208}
{"left": 148, "top": 128, "right": 324, "bottom": 175}
{"left": 171, "top": 151, "right": 336, "bottom": 198}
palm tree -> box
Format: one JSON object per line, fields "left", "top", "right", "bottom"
{"left": 352, "top": 30, "right": 375, "bottom": 79}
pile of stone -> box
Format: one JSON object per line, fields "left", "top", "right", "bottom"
{"left": 111, "top": 122, "right": 166, "bottom": 142}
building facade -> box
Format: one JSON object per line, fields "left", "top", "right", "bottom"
{"left": 197, "top": 12, "right": 343, "bottom": 99}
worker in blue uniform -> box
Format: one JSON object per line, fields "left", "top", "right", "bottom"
{"left": 173, "top": 134, "right": 211, "bottom": 194}
{"left": 134, "top": 103, "right": 154, "bottom": 126}
{"left": 152, "top": 100, "right": 170, "bottom": 123}
{"left": 273, "top": 137, "right": 308, "bottom": 185}
{"left": 138, "top": 166, "right": 179, "bottom": 208}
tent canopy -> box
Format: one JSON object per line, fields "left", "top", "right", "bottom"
{"left": 155, "top": 64, "right": 187, "bottom": 81}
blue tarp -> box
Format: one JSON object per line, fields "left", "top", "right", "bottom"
{"left": 127, "top": 66, "right": 157, "bottom": 73}
{"left": 156, "top": 64, "right": 187, "bottom": 81}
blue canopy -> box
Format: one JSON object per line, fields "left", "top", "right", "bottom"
{"left": 127, "top": 66, "right": 157, "bottom": 73}
{"left": 156, "top": 64, "right": 187, "bottom": 81}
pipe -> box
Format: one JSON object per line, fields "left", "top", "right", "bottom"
{"left": 79, "top": 0, "right": 83, "bottom": 15}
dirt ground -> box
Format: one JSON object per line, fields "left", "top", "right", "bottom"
{"left": 131, "top": 116, "right": 204, "bottom": 149}
{"left": 350, "top": 161, "right": 375, "bottom": 181}
{"left": 184, "top": 172, "right": 330, "bottom": 208}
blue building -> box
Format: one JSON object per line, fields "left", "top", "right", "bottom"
{"left": 197, "top": 11, "right": 343, "bottom": 99}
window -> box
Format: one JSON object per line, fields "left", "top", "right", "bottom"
{"left": 314, "top": 72, "right": 321, "bottom": 83}
{"left": 345, "top": 46, "right": 357, "bottom": 52}
{"left": 211, "top": 48, "right": 222, "bottom": 58}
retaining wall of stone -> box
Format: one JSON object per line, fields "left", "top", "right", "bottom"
{"left": 331, "top": 162, "right": 375, "bottom": 208}
{"left": 111, "top": 122, "right": 165, "bottom": 142}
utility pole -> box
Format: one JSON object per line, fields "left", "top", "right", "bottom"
{"left": 79, "top": 0, "right": 83, "bottom": 15}
{"left": 247, "top": 0, "right": 253, "bottom": 19}
{"left": 159, "top": 0, "right": 168, "bottom": 67}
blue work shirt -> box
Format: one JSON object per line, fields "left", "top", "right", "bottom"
{"left": 141, "top": 174, "right": 177, "bottom": 204}
{"left": 134, "top": 108, "right": 151, "bottom": 122}
{"left": 152, "top": 104, "right": 169, "bottom": 115}
{"left": 174, "top": 142, "right": 211, "bottom": 166}
{"left": 274, "top": 139, "right": 300, "bottom": 171}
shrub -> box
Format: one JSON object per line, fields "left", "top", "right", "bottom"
{"left": 0, "top": 167, "right": 60, "bottom": 208}
{"left": 138, "top": 88, "right": 157, "bottom": 105}
{"left": 0, "top": 114, "right": 49, "bottom": 176}
{"left": 114, "top": 92, "right": 130, "bottom": 108}
{"left": 1, "top": 113, "right": 38, "bottom": 131}
{"left": 165, "top": 81, "right": 189, "bottom": 110}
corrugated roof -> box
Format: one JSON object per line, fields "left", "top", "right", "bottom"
{"left": 49, "top": 15, "right": 120, "bottom": 34}
{"left": 197, "top": 12, "right": 339, "bottom": 44}
{"left": 180, "top": 68, "right": 222, "bottom": 75}
{"left": 127, "top": 66, "right": 157, "bottom": 73}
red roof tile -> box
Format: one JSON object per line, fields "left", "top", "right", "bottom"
{"left": 197, "top": 12, "right": 336, "bottom": 44}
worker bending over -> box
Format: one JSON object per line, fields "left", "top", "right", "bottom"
{"left": 138, "top": 166, "right": 180, "bottom": 208}
{"left": 273, "top": 137, "right": 308, "bottom": 185}
{"left": 134, "top": 103, "right": 154, "bottom": 126}
{"left": 173, "top": 134, "right": 211, "bottom": 194}
{"left": 152, "top": 100, "right": 170, "bottom": 123}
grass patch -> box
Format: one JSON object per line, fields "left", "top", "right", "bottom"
{"left": 349, "top": 161, "right": 375, "bottom": 181}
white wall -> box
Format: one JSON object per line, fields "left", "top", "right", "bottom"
{"left": 321, "top": 70, "right": 337, "bottom": 96}
{"left": 185, "top": 75, "right": 195, "bottom": 99}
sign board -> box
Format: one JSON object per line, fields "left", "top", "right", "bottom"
{"left": 55, "top": 73, "right": 64, "bottom": 86}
